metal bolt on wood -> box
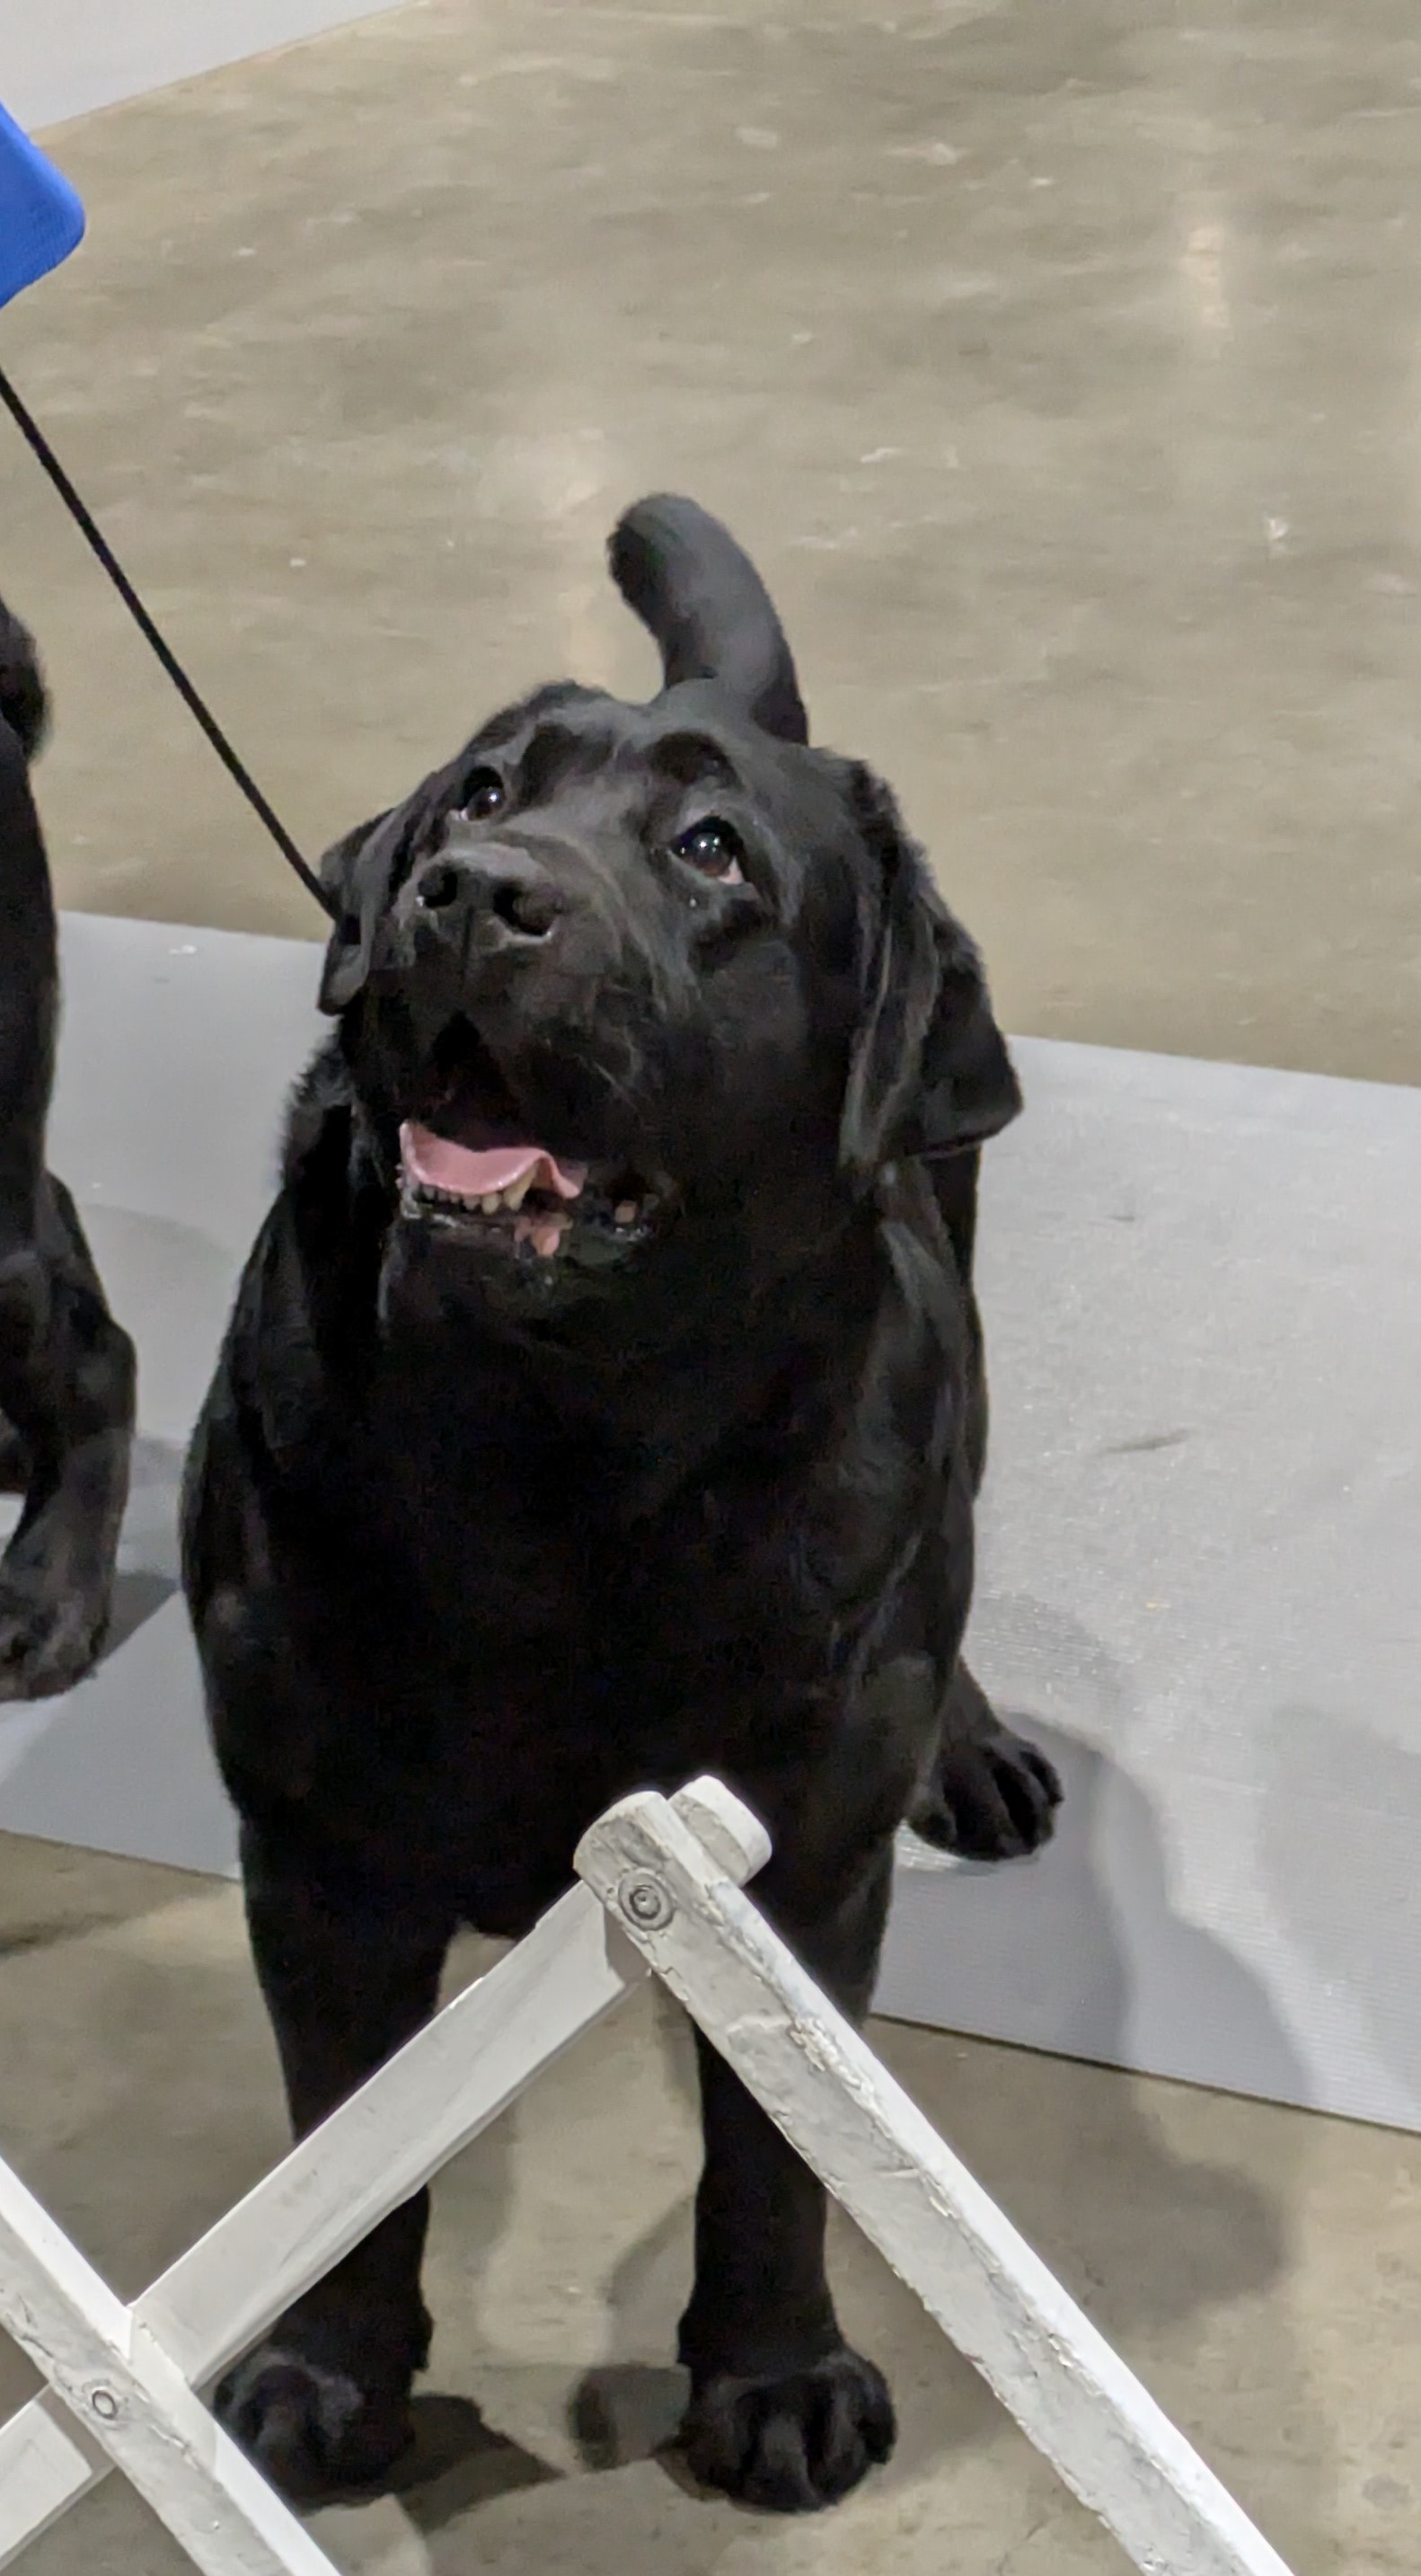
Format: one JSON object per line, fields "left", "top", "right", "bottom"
{"left": 617, "top": 1870, "right": 675, "bottom": 1929}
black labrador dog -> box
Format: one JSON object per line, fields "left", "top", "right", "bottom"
{"left": 184, "top": 498, "right": 1059, "bottom": 2513}
{"left": 0, "top": 601, "right": 134, "bottom": 1697}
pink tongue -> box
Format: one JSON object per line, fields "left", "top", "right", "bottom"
{"left": 401, "top": 1121, "right": 587, "bottom": 1201}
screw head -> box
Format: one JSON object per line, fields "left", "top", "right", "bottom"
{"left": 619, "top": 1870, "right": 674, "bottom": 1931}
{"left": 89, "top": 2386, "right": 119, "bottom": 2421}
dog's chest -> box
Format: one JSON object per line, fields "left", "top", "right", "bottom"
{"left": 344, "top": 1369, "right": 853, "bottom": 1717}
{"left": 229, "top": 1312, "right": 956, "bottom": 1917}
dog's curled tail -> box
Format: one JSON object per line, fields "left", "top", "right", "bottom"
{"left": 608, "top": 493, "right": 808, "bottom": 747}
{"left": 0, "top": 599, "right": 49, "bottom": 766}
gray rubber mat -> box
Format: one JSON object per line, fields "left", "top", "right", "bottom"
{"left": 3, "top": 916, "right": 1417, "bottom": 2129}
{"left": 10, "top": 0, "right": 397, "bottom": 131}
{"left": 884, "top": 1040, "right": 1421, "bottom": 2129}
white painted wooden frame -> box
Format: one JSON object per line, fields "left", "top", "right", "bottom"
{"left": 0, "top": 1780, "right": 1295, "bottom": 2576}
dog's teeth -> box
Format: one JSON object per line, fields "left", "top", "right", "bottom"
{"left": 480, "top": 1193, "right": 501, "bottom": 1215}
{"left": 613, "top": 1200, "right": 638, "bottom": 1226}
{"left": 502, "top": 1171, "right": 534, "bottom": 1211}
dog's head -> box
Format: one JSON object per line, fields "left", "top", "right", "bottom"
{"left": 319, "top": 497, "right": 1019, "bottom": 1323}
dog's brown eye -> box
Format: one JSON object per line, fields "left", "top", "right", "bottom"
{"left": 462, "top": 768, "right": 506, "bottom": 821}
{"left": 672, "top": 819, "right": 745, "bottom": 885}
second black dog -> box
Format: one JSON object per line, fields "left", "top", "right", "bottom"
{"left": 0, "top": 602, "right": 134, "bottom": 1698}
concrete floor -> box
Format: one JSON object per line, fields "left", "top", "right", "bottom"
{"left": 3, "top": 2, "right": 1421, "bottom": 2571}
{"left": 6, "top": 0, "right": 1421, "bottom": 1080}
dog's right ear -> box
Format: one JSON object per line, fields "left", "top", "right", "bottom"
{"left": 317, "top": 804, "right": 403, "bottom": 1014}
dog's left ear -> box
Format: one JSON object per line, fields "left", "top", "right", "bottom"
{"left": 908, "top": 899, "right": 1022, "bottom": 1164}
{"left": 840, "top": 768, "right": 1020, "bottom": 1181}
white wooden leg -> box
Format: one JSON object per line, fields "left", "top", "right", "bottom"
{"left": 0, "top": 1778, "right": 768, "bottom": 2571}
{"left": 0, "top": 1890, "right": 636, "bottom": 2563}
{"left": 2, "top": 1769, "right": 1289, "bottom": 2576}
{"left": 0, "top": 2158, "right": 340, "bottom": 2576}
{"left": 574, "top": 1788, "right": 1298, "bottom": 2576}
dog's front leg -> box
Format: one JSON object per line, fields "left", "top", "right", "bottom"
{"left": 0, "top": 1178, "right": 134, "bottom": 1699}
{"left": 677, "top": 1841, "right": 897, "bottom": 2512}
{"left": 216, "top": 1838, "right": 455, "bottom": 2497}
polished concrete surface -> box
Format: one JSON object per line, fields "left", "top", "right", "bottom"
{"left": 3, "top": 2, "right": 1420, "bottom": 2571}
{"left": 4, "top": 0, "right": 1421, "bottom": 1083}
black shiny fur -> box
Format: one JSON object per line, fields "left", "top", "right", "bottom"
{"left": 183, "top": 498, "right": 1058, "bottom": 2513}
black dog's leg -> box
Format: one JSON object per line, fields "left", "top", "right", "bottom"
{"left": 911, "top": 1147, "right": 1062, "bottom": 1860}
{"left": 0, "top": 1176, "right": 135, "bottom": 1699}
{"left": 678, "top": 1846, "right": 896, "bottom": 2511}
{"left": 909, "top": 1656, "right": 1062, "bottom": 1861}
{"left": 0, "top": 633, "right": 134, "bottom": 1698}
{"left": 216, "top": 1846, "right": 455, "bottom": 2495}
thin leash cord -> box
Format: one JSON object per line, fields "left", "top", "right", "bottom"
{"left": 0, "top": 360, "right": 335, "bottom": 918}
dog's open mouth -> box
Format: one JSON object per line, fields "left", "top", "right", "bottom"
{"left": 397, "top": 1020, "right": 663, "bottom": 1262}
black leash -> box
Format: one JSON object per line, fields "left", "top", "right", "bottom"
{"left": 0, "top": 359, "right": 335, "bottom": 918}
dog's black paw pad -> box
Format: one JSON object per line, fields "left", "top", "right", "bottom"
{"left": 910, "top": 1726, "right": 1062, "bottom": 1863}
{"left": 216, "top": 2349, "right": 412, "bottom": 2498}
{"left": 682, "top": 2349, "right": 896, "bottom": 2511}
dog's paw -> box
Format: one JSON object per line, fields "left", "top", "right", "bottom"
{"left": 909, "top": 1722, "right": 1062, "bottom": 1862}
{"left": 0, "top": 1574, "right": 108, "bottom": 1702}
{"left": 682, "top": 2348, "right": 896, "bottom": 2511}
{"left": 216, "top": 2349, "right": 413, "bottom": 2498}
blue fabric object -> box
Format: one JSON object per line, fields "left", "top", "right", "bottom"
{"left": 0, "top": 103, "right": 84, "bottom": 311}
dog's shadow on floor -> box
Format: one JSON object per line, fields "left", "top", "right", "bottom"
{"left": 389, "top": 2391, "right": 560, "bottom": 2524}
{"left": 102, "top": 1564, "right": 180, "bottom": 1657}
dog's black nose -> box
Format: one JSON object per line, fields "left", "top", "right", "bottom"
{"left": 413, "top": 845, "right": 563, "bottom": 946}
